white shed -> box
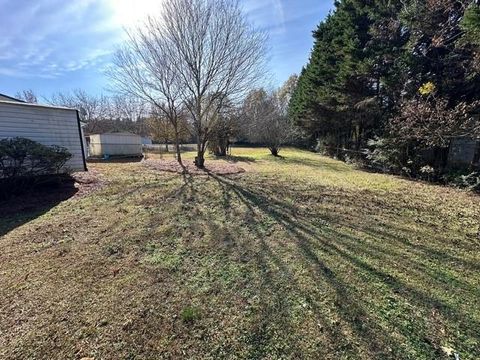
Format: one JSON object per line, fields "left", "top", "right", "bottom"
{"left": 88, "top": 132, "right": 142, "bottom": 157}
{"left": 0, "top": 99, "right": 87, "bottom": 172}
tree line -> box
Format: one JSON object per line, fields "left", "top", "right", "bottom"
{"left": 16, "top": 89, "right": 149, "bottom": 136}
{"left": 13, "top": 0, "right": 302, "bottom": 168}
{"left": 289, "top": 0, "right": 480, "bottom": 181}
{"left": 15, "top": 88, "right": 195, "bottom": 144}
{"left": 15, "top": 74, "right": 299, "bottom": 159}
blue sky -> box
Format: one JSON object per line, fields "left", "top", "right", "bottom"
{"left": 0, "top": 0, "right": 334, "bottom": 98}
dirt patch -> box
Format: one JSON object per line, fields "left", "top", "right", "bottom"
{"left": 72, "top": 168, "right": 106, "bottom": 197}
{"left": 144, "top": 159, "right": 245, "bottom": 175}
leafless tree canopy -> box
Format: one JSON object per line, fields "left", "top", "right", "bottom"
{"left": 15, "top": 89, "right": 38, "bottom": 103}
{"left": 109, "top": 0, "right": 267, "bottom": 167}
{"left": 44, "top": 90, "right": 149, "bottom": 135}
{"left": 108, "top": 5, "right": 193, "bottom": 164}
{"left": 242, "top": 76, "right": 299, "bottom": 156}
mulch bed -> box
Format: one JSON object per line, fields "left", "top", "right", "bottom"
{"left": 144, "top": 159, "right": 245, "bottom": 176}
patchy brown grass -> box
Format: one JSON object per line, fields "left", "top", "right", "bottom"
{"left": 0, "top": 148, "right": 479, "bottom": 359}
{"left": 72, "top": 168, "right": 107, "bottom": 197}
{"left": 0, "top": 170, "right": 105, "bottom": 237}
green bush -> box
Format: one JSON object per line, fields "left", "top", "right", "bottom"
{"left": 444, "top": 171, "right": 480, "bottom": 192}
{"left": 0, "top": 137, "right": 71, "bottom": 178}
{"left": 0, "top": 137, "right": 72, "bottom": 198}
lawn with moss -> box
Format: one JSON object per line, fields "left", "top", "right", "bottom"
{"left": 0, "top": 148, "right": 479, "bottom": 359}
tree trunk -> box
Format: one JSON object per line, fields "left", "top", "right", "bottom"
{"left": 195, "top": 152, "right": 205, "bottom": 167}
{"left": 195, "top": 139, "right": 205, "bottom": 168}
{"left": 195, "top": 142, "right": 205, "bottom": 167}
{"left": 214, "top": 145, "right": 227, "bottom": 157}
{"left": 176, "top": 143, "right": 182, "bottom": 164}
{"left": 194, "top": 127, "right": 210, "bottom": 168}
{"left": 270, "top": 147, "right": 279, "bottom": 156}
{"left": 174, "top": 128, "right": 182, "bottom": 165}
{"left": 214, "top": 138, "right": 228, "bottom": 157}
{"left": 165, "top": 141, "right": 169, "bottom": 152}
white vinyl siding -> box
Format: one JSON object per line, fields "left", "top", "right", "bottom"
{"left": 0, "top": 101, "right": 85, "bottom": 172}
{"left": 89, "top": 133, "right": 142, "bottom": 157}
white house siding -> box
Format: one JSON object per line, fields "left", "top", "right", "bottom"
{"left": 0, "top": 101, "right": 86, "bottom": 172}
{"left": 89, "top": 133, "right": 142, "bottom": 157}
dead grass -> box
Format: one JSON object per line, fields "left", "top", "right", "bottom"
{"left": 0, "top": 147, "right": 479, "bottom": 359}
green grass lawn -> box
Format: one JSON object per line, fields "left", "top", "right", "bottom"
{"left": 1, "top": 147, "right": 479, "bottom": 359}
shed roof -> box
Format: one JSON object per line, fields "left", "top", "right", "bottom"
{"left": 0, "top": 99, "right": 76, "bottom": 112}
{"left": 90, "top": 132, "right": 141, "bottom": 137}
{"left": 0, "top": 93, "right": 25, "bottom": 103}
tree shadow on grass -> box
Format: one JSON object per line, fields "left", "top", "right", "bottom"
{"left": 273, "top": 155, "right": 353, "bottom": 172}
{"left": 208, "top": 174, "right": 479, "bottom": 358}
{"left": 0, "top": 177, "right": 79, "bottom": 237}
{"left": 125, "top": 167, "right": 477, "bottom": 358}
{"left": 210, "top": 175, "right": 402, "bottom": 357}
{"left": 221, "top": 155, "right": 257, "bottom": 164}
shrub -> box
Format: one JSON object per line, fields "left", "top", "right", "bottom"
{"left": 444, "top": 171, "right": 480, "bottom": 192}
{"left": 0, "top": 137, "right": 72, "bottom": 198}
{"left": 315, "top": 135, "right": 338, "bottom": 157}
{"left": 366, "top": 137, "right": 408, "bottom": 173}
{"left": 0, "top": 137, "right": 71, "bottom": 179}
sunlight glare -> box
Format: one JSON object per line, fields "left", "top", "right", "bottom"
{"left": 109, "top": 0, "right": 163, "bottom": 28}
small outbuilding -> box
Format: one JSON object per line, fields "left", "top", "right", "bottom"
{"left": 0, "top": 97, "right": 87, "bottom": 172}
{"left": 88, "top": 132, "right": 143, "bottom": 158}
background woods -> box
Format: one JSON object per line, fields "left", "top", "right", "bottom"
{"left": 12, "top": 0, "right": 480, "bottom": 185}
{"left": 289, "top": 0, "right": 480, "bottom": 184}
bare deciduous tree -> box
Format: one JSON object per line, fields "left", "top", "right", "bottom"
{"left": 111, "top": 95, "right": 147, "bottom": 122}
{"left": 108, "top": 21, "right": 187, "bottom": 164}
{"left": 146, "top": 108, "right": 191, "bottom": 151}
{"left": 15, "top": 89, "right": 38, "bottom": 103}
{"left": 167, "top": 0, "right": 267, "bottom": 167}
{"left": 243, "top": 79, "right": 298, "bottom": 156}
{"left": 110, "top": 0, "right": 267, "bottom": 167}
{"left": 46, "top": 89, "right": 111, "bottom": 134}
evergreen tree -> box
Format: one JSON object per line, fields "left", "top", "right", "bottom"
{"left": 290, "top": 0, "right": 480, "bottom": 176}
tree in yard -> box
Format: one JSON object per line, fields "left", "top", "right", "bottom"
{"left": 138, "top": 0, "right": 267, "bottom": 168}
{"left": 108, "top": 19, "right": 188, "bottom": 165}
{"left": 243, "top": 84, "right": 298, "bottom": 157}
{"left": 207, "top": 100, "right": 239, "bottom": 157}
{"left": 146, "top": 112, "right": 175, "bottom": 151}
{"left": 146, "top": 108, "right": 191, "bottom": 151}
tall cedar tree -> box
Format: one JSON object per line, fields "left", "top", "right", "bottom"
{"left": 290, "top": 0, "right": 480, "bottom": 173}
